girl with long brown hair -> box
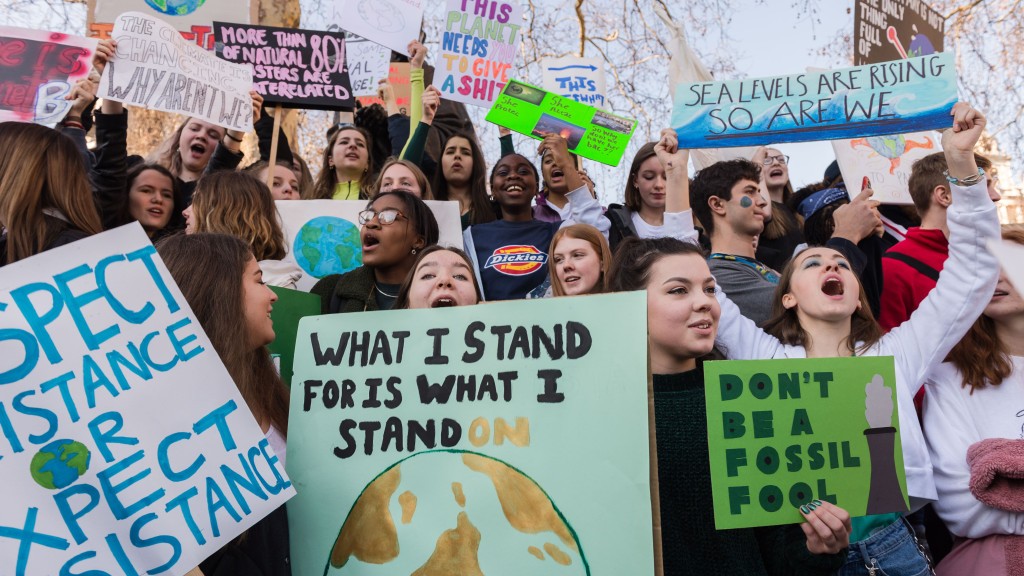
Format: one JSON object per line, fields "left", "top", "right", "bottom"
{"left": 0, "top": 122, "right": 102, "bottom": 265}
{"left": 183, "top": 171, "right": 302, "bottom": 289}
{"left": 923, "top": 226, "right": 1024, "bottom": 575}
{"left": 715, "top": 103, "right": 999, "bottom": 575}
{"left": 156, "top": 233, "right": 290, "bottom": 575}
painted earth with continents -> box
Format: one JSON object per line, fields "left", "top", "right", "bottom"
{"left": 30, "top": 439, "right": 91, "bottom": 490}
{"left": 326, "top": 450, "right": 588, "bottom": 575}
{"left": 144, "top": 0, "right": 207, "bottom": 16}
{"left": 294, "top": 216, "right": 362, "bottom": 279}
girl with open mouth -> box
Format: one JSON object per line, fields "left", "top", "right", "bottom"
{"left": 311, "top": 191, "right": 439, "bottom": 313}
{"left": 549, "top": 223, "right": 612, "bottom": 297}
{"left": 393, "top": 245, "right": 482, "bottom": 309}
{"left": 715, "top": 103, "right": 1000, "bottom": 576}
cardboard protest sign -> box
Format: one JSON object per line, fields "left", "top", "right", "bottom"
{"left": 854, "top": 0, "right": 944, "bottom": 65}
{"left": 832, "top": 130, "right": 940, "bottom": 204}
{"left": 268, "top": 286, "right": 321, "bottom": 387}
{"left": 0, "top": 27, "right": 98, "bottom": 127}
{"left": 987, "top": 239, "right": 1024, "bottom": 298}
{"left": 276, "top": 200, "right": 463, "bottom": 292}
{"left": 331, "top": 0, "right": 424, "bottom": 56}
{"left": 486, "top": 79, "right": 638, "bottom": 167}
{"left": 346, "top": 35, "right": 392, "bottom": 98}
{"left": 99, "top": 12, "right": 254, "bottom": 132}
{"left": 356, "top": 62, "right": 413, "bottom": 112}
{"left": 0, "top": 223, "right": 294, "bottom": 575}
{"left": 542, "top": 56, "right": 607, "bottom": 108}
{"left": 214, "top": 22, "right": 354, "bottom": 110}
{"left": 436, "top": 0, "right": 523, "bottom": 108}
{"left": 88, "top": 0, "right": 256, "bottom": 49}
{"left": 704, "top": 357, "right": 909, "bottom": 529}
{"left": 287, "top": 292, "right": 655, "bottom": 575}
{"left": 672, "top": 52, "right": 956, "bottom": 149}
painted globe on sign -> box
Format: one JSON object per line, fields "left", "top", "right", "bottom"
{"left": 326, "top": 450, "right": 589, "bottom": 575}
{"left": 30, "top": 439, "right": 91, "bottom": 490}
{"left": 293, "top": 216, "right": 363, "bottom": 279}
{"left": 144, "top": 0, "right": 207, "bottom": 16}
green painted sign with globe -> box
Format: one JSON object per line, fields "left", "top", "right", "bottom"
{"left": 30, "top": 439, "right": 91, "bottom": 490}
{"left": 144, "top": 0, "right": 207, "bottom": 16}
{"left": 294, "top": 216, "right": 363, "bottom": 279}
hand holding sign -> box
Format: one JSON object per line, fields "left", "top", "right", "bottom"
{"left": 409, "top": 39, "right": 427, "bottom": 70}
{"left": 92, "top": 39, "right": 116, "bottom": 77}
{"left": 799, "top": 500, "right": 852, "bottom": 555}
{"left": 832, "top": 185, "right": 883, "bottom": 243}
{"left": 538, "top": 133, "right": 584, "bottom": 194}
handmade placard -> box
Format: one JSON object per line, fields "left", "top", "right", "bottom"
{"left": 704, "top": 357, "right": 909, "bottom": 529}
{"left": 435, "top": 0, "right": 523, "bottom": 108}
{"left": 542, "top": 56, "right": 607, "bottom": 108}
{"left": 486, "top": 79, "right": 638, "bottom": 167}
{"left": 346, "top": 35, "right": 392, "bottom": 98}
{"left": 275, "top": 200, "right": 463, "bottom": 292}
{"left": 214, "top": 22, "right": 354, "bottom": 109}
{"left": 854, "top": 0, "right": 944, "bottom": 65}
{"left": 88, "top": 0, "right": 256, "bottom": 49}
{"left": 0, "top": 223, "right": 294, "bottom": 575}
{"left": 0, "top": 26, "right": 98, "bottom": 127}
{"left": 99, "top": 12, "right": 254, "bottom": 131}
{"left": 331, "top": 0, "right": 424, "bottom": 56}
{"left": 832, "top": 130, "right": 940, "bottom": 204}
{"left": 286, "top": 292, "right": 655, "bottom": 575}
{"left": 267, "top": 286, "right": 321, "bottom": 387}
{"left": 672, "top": 52, "right": 956, "bottom": 149}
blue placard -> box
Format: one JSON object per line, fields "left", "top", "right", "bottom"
{"left": 672, "top": 52, "right": 956, "bottom": 148}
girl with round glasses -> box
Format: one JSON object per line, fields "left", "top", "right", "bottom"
{"left": 752, "top": 146, "right": 804, "bottom": 271}
{"left": 311, "top": 191, "right": 439, "bottom": 313}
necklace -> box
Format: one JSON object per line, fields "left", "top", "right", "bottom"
{"left": 375, "top": 283, "right": 397, "bottom": 298}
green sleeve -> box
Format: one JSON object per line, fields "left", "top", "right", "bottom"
{"left": 499, "top": 133, "right": 515, "bottom": 157}
{"left": 401, "top": 121, "right": 431, "bottom": 166}
{"left": 400, "top": 68, "right": 425, "bottom": 157}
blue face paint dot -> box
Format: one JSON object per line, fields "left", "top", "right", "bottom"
{"left": 740, "top": 196, "right": 753, "bottom": 208}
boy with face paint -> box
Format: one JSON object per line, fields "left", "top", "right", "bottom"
{"left": 691, "top": 160, "right": 882, "bottom": 326}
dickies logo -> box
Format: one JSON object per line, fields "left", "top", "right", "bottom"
{"left": 484, "top": 245, "right": 547, "bottom": 276}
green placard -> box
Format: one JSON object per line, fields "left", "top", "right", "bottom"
{"left": 268, "top": 286, "right": 321, "bottom": 387}
{"left": 286, "top": 292, "right": 656, "bottom": 575}
{"left": 485, "top": 79, "right": 637, "bottom": 167}
{"left": 703, "top": 357, "right": 909, "bottom": 529}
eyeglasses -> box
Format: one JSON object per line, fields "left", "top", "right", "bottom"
{"left": 358, "top": 208, "right": 407, "bottom": 225}
{"left": 762, "top": 154, "right": 790, "bottom": 166}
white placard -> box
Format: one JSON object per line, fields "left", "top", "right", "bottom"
{"left": 332, "top": 0, "right": 424, "bottom": 56}
{"left": 344, "top": 35, "right": 392, "bottom": 98}
{"left": 988, "top": 239, "right": 1024, "bottom": 296}
{"left": 832, "top": 131, "right": 941, "bottom": 204}
{"left": 542, "top": 56, "right": 607, "bottom": 108}
{"left": 0, "top": 223, "right": 294, "bottom": 575}
{"left": 99, "top": 12, "right": 254, "bottom": 131}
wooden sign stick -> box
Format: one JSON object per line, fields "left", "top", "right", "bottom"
{"left": 266, "top": 104, "right": 284, "bottom": 189}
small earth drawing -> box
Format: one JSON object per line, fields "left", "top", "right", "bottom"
{"left": 294, "top": 216, "right": 362, "bottom": 279}
{"left": 144, "top": 0, "right": 207, "bottom": 16}
{"left": 30, "top": 439, "right": 91, "bottom": 490}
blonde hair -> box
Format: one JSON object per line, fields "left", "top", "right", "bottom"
{"left": 190, "top": 171, "right": 287, "bottom": 261}
{"left": 148, "top": 117, "right": 225, "bottom": 179}
{"left": 0, "top": 122, "right": 102, "bottom": 262}
{"left": 372, "top": 158, "right": 432, "bottom": 199}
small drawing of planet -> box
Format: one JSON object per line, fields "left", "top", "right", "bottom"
{"left": 326, "top": 450, "right": 588, "bottom": 575}
{"left": 293, "top": 216, "right": 362, "bottom": 279}
{"left": 144, "top": 0, "right": 207, "bottom": 16}
{"left": 30, "top": 439, "right": 91, "bottom": 490}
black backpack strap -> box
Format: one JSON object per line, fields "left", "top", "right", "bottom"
{"left": 883, "top": 251, "right": 940, "bottom": 282}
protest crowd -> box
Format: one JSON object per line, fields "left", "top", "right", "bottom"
{"left": 2, "top": 3, "right": 1023, "bottom": 576}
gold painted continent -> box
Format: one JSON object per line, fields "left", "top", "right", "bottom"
{"left": 411, "top": 511, "right": 484, "bottom": 576}
{"left": 461, "top": 453, "right": 577, "bottom": 550}
{"left": 330, "top": 465, "right": 402, "bottom": 567}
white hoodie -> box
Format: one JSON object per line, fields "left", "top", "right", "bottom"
{"left": 714, "top": 179, "right": 999, "bottom": 511}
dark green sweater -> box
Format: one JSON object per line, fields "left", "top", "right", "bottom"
{"left": 654, "top": 370, "right": 844, "bottom": 576}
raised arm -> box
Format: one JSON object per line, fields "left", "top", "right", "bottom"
{"left": 538, "top": 134, "right": 610, "bottom": 234}
{"left": 883, "top": 103, "right": 1000, "bottom": 393}
{"left": 654, "top": 128, "right": 698, "bottom": 245}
